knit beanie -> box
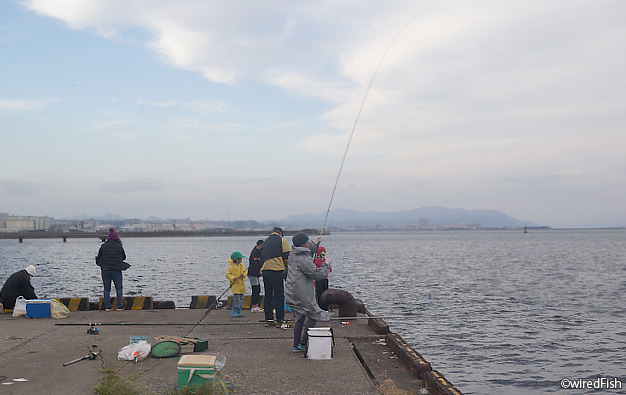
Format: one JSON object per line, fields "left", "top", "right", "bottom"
{"left": 108, "top": 228, "right": 120, "bottom": 240}
{"left": 292, "top": 232, "right": 309, "bottom": 247}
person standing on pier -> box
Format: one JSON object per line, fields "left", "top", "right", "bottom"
{"left": 248, "top": 240, "right": 264, "bottom": 313}
{"left": 285, "top": 232, "right": 333, "bottom": 352}
{"left": 96, "top": 228, "right": 129, "bottom": 311}
{"left": 1, "top": 265, "right": 37, "bottom": 310}
{"left": 226, "top": 251, "right": 247, "bottom": 317}
{"left": 260, "top": 227, "right": 291, "bottom": 325}
{"left": 314, "top": 246, "right": 332, "bottom": 308}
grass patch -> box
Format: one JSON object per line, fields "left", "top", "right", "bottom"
{"left": 93, "top": 373, "right": 146, "bottom": 395}
{"left": 168, "top": 382, "right": 215, "bottom": 394}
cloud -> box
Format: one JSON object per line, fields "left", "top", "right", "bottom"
{"left": 15, "top": 1, "right": 626, "bottom": 226}
{"left": 0, "top": 98, "right": 55, "bottom": 112}
{"left": 183, "top": 100, "right": 230, "bottom": 114}
{"left": 0, "top": 180, "right": 48, "bottom": 196}
{"left": 101, "top": 178, "right": 164, "bottom": 193}
{"left": 90, "top": 119, "right": 135, "bottom": 130}
{"left": 136, "top": 98, "right": 177, "bottom": 107}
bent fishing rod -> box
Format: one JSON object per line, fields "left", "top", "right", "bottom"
{"left": 319, "top": 10, "right": 457, "bottom": 239}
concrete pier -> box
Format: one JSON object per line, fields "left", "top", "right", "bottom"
{"left": 0, "top": 306, "right": 459, "bottom": 394}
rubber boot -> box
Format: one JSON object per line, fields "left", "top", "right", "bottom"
{"left": 232, "top": 307, "right": 238, "bottom": 317}
{"left": 237, "top": 307, "right": 245, "bottom": 318}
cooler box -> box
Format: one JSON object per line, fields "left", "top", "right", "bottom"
{"left": 26, "top": 299, "right": 52, "bottom": 318}
{"left": 307, "top": 327, "right": 334, "bottom": 360}
{"left": 177, "top": 354, "right": 216, "bottom": 389}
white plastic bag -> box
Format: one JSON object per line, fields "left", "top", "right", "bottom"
{"left": 12, "top": 296, "right": 27, "bottom": 318}
{"left": 118, "top": 340, "right": 151, "bottom": 362}
{"left": 51, "top": 299, "right": 70, "bottom": 319}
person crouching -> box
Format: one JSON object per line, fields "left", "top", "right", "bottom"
{"left": 1, "top": 265, "right": 38, "bottom": 311}
{"left": 226, "top": 251, "right": 247, "bottom": 318}
{"left": 285, "top": 233, "right": 333, "bottom": 352}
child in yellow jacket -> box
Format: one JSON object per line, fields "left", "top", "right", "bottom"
{"left": 226, "top": 251, "right": 247, "bottom": 317}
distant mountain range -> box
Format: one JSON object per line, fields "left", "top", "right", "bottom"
{"left": 61, "top": 206, "right": 538, "bottom": 229}
{"left": 63, "top": 213, "right": 127, "bottom": 221}
{"left": 279, "top": 207, "right": 538, "bottom": 228}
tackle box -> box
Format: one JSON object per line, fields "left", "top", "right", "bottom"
{"left": 177, "top": 354, "right": 216, "bottom": 389}
{"left": 307, "top": 327, "right": 334, "bottom": 359}
{"left": 26, "top": 299, "right": 52, "bottom": 318}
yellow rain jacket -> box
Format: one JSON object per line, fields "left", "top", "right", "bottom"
{"left": 226, "top": 259, "right": 247, "bottom": 294}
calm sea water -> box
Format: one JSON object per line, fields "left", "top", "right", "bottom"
{"left": 1, "top": 230, "right": 625, "bottom": 394}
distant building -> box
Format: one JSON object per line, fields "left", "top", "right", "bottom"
{"left": 0, "top": 214, "right": 52, "bottom": 232}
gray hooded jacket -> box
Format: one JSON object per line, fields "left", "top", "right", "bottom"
{"left": 285, "top": 241, "right": 333, "bottom": 322}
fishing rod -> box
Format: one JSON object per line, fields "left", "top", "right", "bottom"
{"left": 63, "top": 345, "right": 101, "bottom": 366}
{"left": 319, "top": 10, "right": 456, "bottom": 239}
{"left": 183, "top": 280, "right": 237, "bottom": 337}
{"left": 55, "top": 315, "right": 399, "bottom": 327}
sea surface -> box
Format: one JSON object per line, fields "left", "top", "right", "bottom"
{"left": 1, "top": 230, "right": 625, "bottom": 394}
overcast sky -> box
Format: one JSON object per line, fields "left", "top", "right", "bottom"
{"left": 1, "top": 1, "right": 625, "bottom": 228}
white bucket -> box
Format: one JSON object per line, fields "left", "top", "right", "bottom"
{"left": 306, "top": 327, "right": 334, "bottom": 360}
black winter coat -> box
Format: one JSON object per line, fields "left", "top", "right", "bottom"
{"left": 1, "top": 270, "right": 37, "bottom": 309}
{"left": 96, "top": 240, "right": 128, "bottom": 270}
{"left": 248, "top": 247, "right": 263, "bottom": 277}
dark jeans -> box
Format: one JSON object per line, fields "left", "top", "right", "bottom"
{"left": 293, "top": 312, "right": 317, "bottom": 347}
{"left": 262, "top": 270, "right": 284, "bottom": 322}
{"left": 251, "top": 284, "right": 261, "bottom": 306}
{"left": 101, "top": 269, "right": 123, "bottom": 309}
{"left": 315, "top": 278, "right": 329, "bottom": 308}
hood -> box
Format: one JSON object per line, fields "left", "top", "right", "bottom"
{"left": 293, "top": 246, "right": 313, "bottom": 255}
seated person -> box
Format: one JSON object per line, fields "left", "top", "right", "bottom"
{"left": 1, "top": 265, "right": 37, "bottom": 310}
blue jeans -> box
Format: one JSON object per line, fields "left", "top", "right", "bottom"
{"left": 262, "top": 270, "right": 284, "bottom": 322}
{"left": 232, "top": 293, "right": 244, "bottom": 315}
{"left": 101, "top": 269, "right": 123, "bottom": 309}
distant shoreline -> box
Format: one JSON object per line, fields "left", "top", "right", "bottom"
{"left": 2, "top": 227, "right": 625, "bottom": 241}
{"left": 0, "top": 229, "right": 329, "bottom": 240}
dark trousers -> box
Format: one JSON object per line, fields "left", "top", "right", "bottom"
{"left": 262, "top": 270, "right": 284, "bottom": 322}
{"left": 293, "top": 312, "right": 317, "bottom": 347}
{"left": 315, "top": 278, "right": 329, "bottom": 308}
{"left": 251, "top": 284, "right": 261, "bottom": 306}
{"left": 101, "top": 269, "right": 123, "bottom": 309}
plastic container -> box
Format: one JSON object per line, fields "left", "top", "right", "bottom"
{"left": 306, "top": 327, "right": 334, "bottom": 360}
{"left": 193, "top": 339, "right": 209, "bottom": 352}
{"left": 177, "top": 354, "right": 216, "bottom": 389}
{"left": 129, "top": 336, "right": 147, "bottom": 344}
{"left": 214, "top": 355, "right": 226, "bottom": 371}
{"left": 26, "top": 299, "right": 52, "bottom": 318}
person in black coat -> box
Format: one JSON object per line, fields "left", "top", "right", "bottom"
{"left": 248, "top": 240, "right": 264, "bottom": 312}
{"left": 1, "top": 265, "right": 37, "bottom": 310}
{"left": 96, "top": 228, "right": 128, "bottom": 310}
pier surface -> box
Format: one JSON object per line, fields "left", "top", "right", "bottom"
{"left": 0, "top": 308, "right": 424, "bottom": 394}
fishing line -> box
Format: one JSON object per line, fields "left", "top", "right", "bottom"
{"left": 320, "top": 9, "right": 457, "bottom": 237}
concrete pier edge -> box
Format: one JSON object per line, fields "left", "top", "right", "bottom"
{"left": 364, "top": 308, "right": 463, "bottom": 395}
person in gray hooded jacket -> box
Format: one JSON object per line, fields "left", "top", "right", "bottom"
{"left": 285, "top": 232, "right": 333, "bottom": 352}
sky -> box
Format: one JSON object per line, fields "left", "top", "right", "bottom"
{"left": 1, "top": 0, "right": 625, "bottom": 228}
